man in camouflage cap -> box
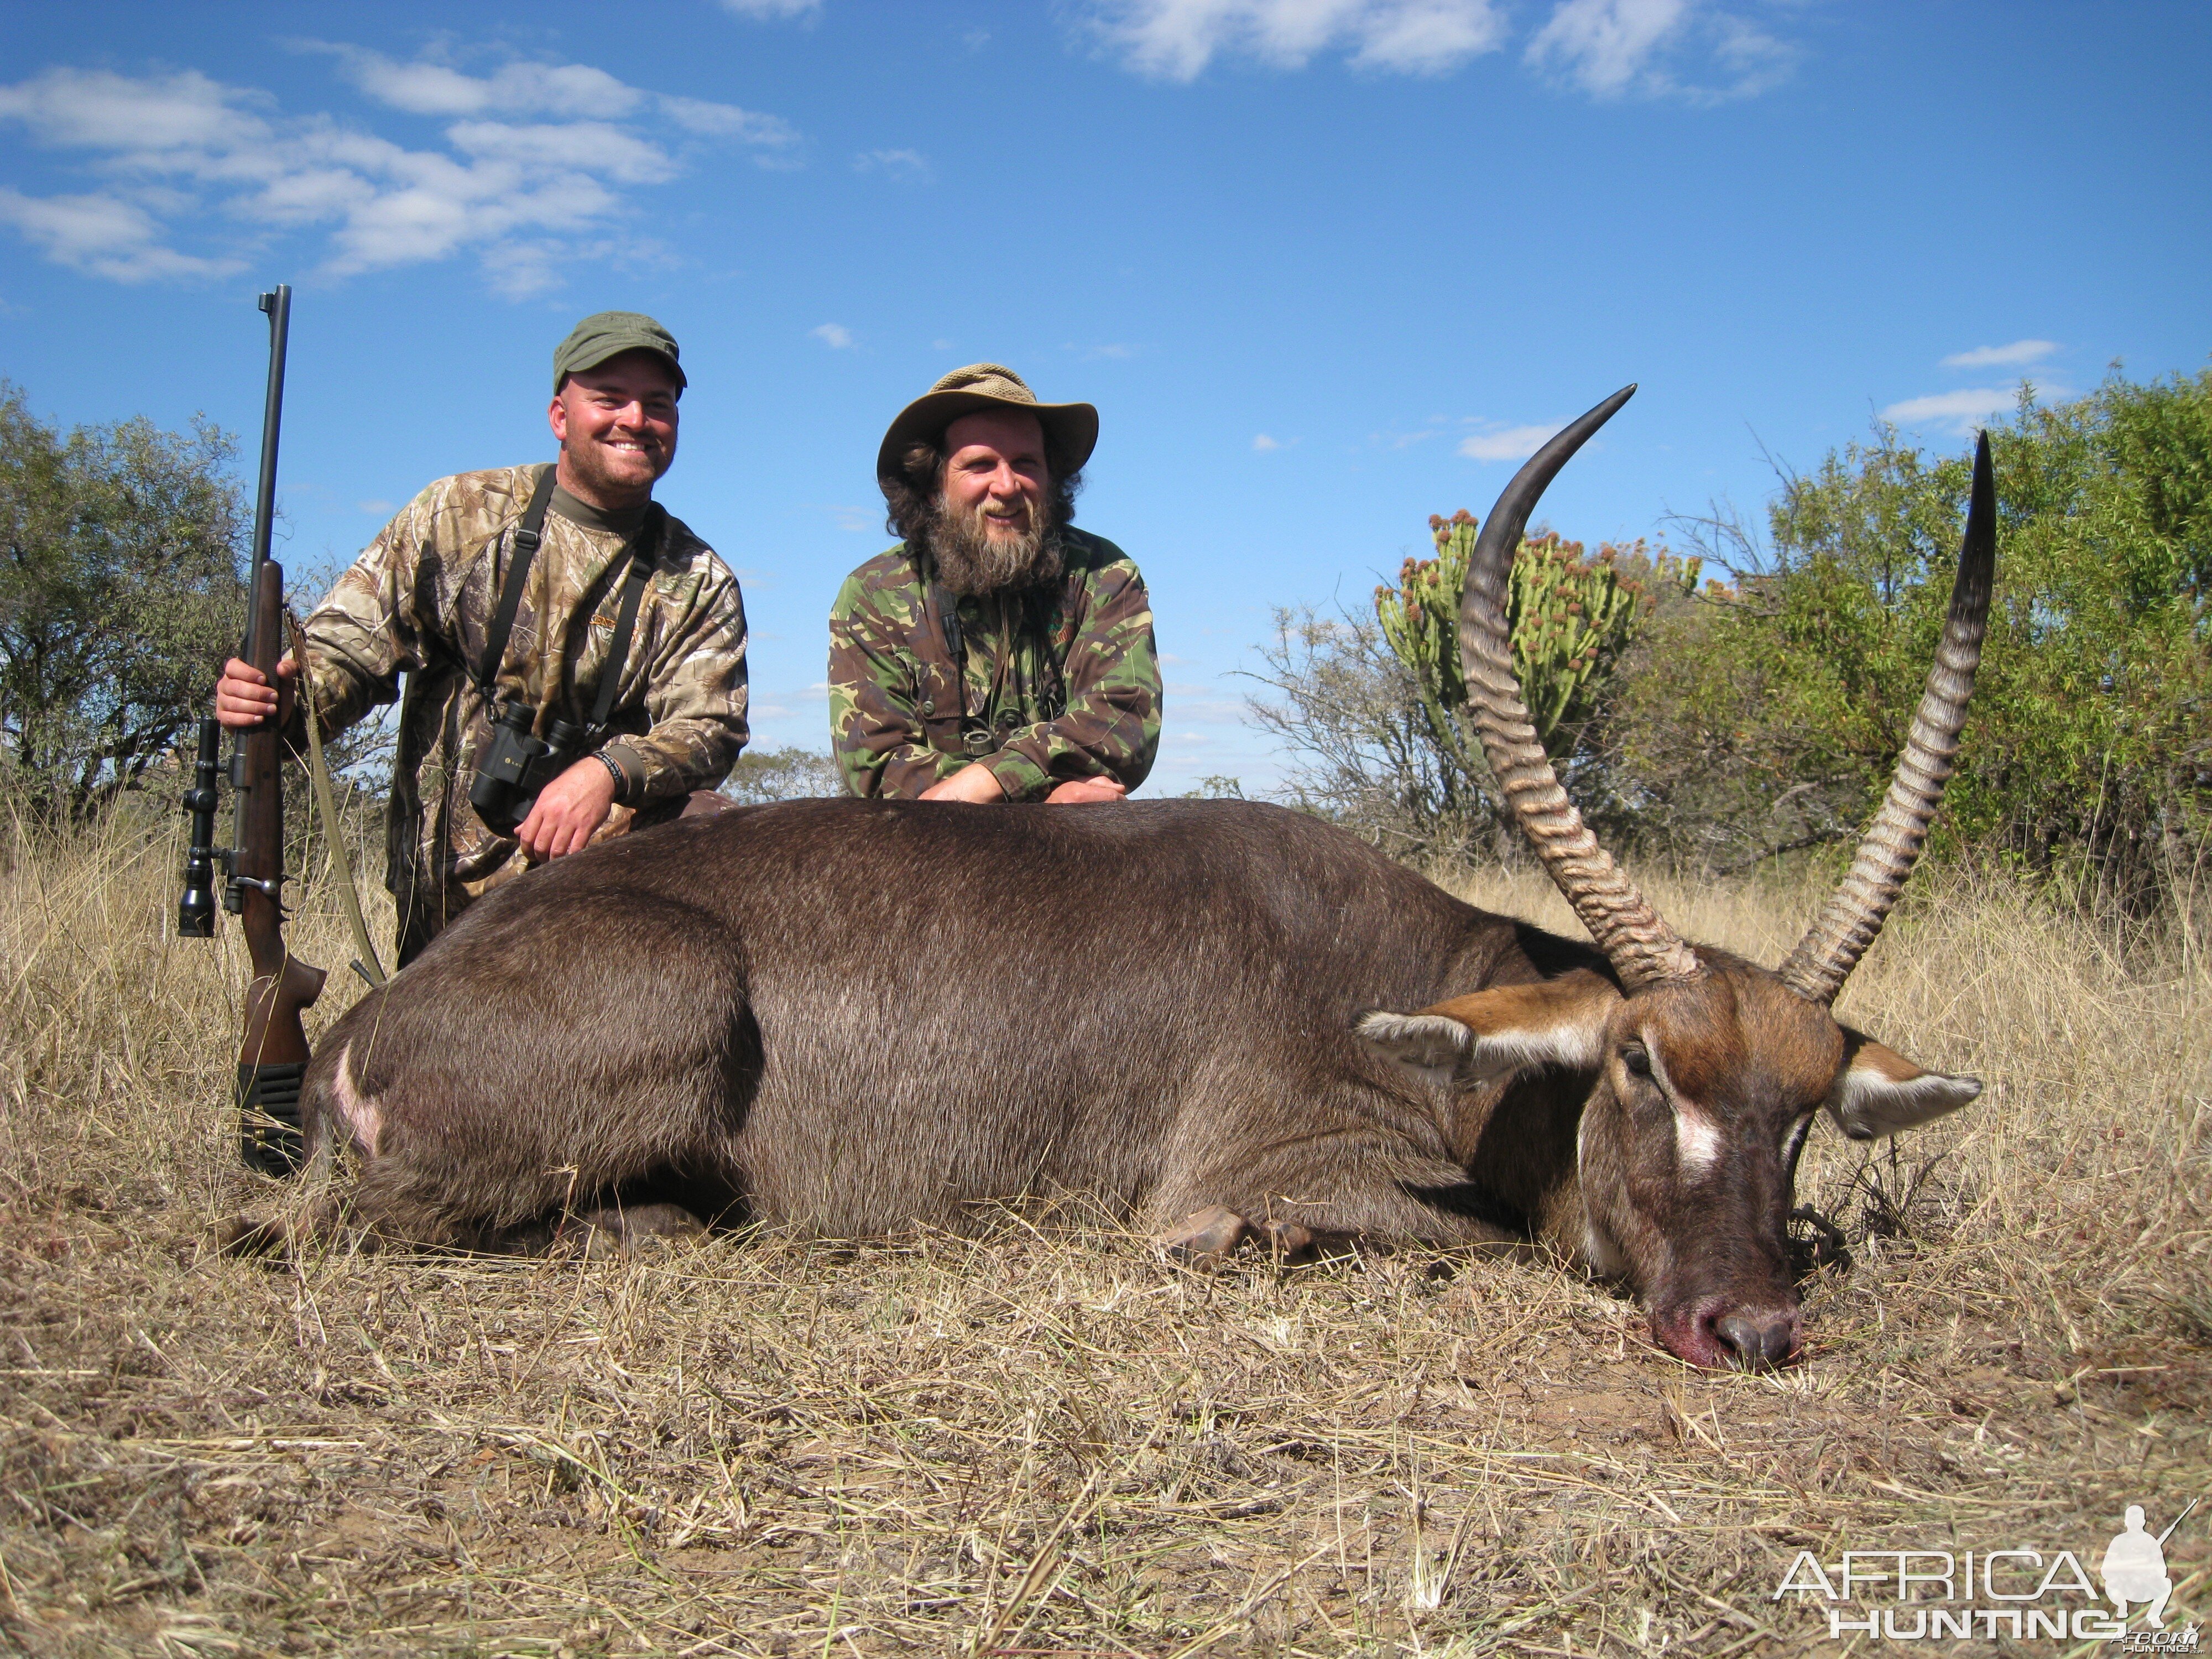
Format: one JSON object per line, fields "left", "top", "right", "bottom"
{"left": 828, "top": 364, "right": 1160, "bottom": 802}
{"left": 215, "top": 310, "right": 749, "bottom": 964}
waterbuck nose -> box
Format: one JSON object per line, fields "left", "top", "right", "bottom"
{"left": 1713, "top": 1312, "right": 1796, "bottom": 1370}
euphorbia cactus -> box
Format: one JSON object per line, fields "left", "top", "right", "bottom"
{"left": 1375, "top": 511, "right": 1697, "bottom": 768}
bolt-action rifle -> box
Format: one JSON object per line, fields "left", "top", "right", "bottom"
{"left": 178, "top": 283, "right": 326, "bottom": 1176}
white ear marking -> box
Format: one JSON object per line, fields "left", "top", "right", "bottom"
{"left": 1828, "top": 1063, "right": 1982, "bottom": 1140}
{"left": 1467, "top": 1021, "right": 1605, "bottom": 1081}
{"left": 1356, "top": 1011, "right": 1471, "bottom": 1073}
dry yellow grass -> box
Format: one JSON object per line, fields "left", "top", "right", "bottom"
{"left": 2, "top": 805, "right": 2206, "bottom": 1656}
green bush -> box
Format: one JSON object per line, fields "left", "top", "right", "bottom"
{"left": 1614, "top": 369, "right": 2211, "bottom": 911}
{"left": 0, "top": 383, "right": 246, "bottom": 817}
{"left": 1261, "top": 366, "right": 2209, "bottom": 920}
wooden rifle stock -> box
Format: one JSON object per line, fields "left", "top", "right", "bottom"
{"left": 232, "top": 554, "right": 326, "bottom": 1174}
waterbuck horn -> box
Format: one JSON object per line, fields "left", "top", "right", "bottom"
{"left": 1778, "top": 430, "right": 1998, "bottom": 1005}
{"left": 1459, "top": 385, "right": 1702, "bottom": 990}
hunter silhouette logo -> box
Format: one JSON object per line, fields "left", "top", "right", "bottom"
{"left": 2104, "top": 1502, "right": 2198, "bottom": 1634}
{"left": 1770, "top": 1498, "right": 2201, "bottom": 1645}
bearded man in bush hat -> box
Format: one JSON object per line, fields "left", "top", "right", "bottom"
{"left": 828, "top": 364, "right": 1161, "bottom": 802}
{"left": 214, "top": 310, "right": 750, "bottom": 965}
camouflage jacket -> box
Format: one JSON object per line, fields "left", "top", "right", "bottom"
{"left": 827, "top": 529, "right": 1161, "bottom": 800}
{"left": 294, "top": 464, "right": 748, "bottom": 943}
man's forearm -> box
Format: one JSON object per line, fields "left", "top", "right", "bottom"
{"left": 919, "top": 762, "right": 1006, "bottom": 803}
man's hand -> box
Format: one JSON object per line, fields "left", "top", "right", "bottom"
{"left": 1046, "top": 776, "right": 1127, "bottom": 805}
{"left": 215, "top": 653, "right": 298, "bottom": 730}
{"left": 515, "top": 756, "right": 619, "bottom": 859}
{"left": 919, "top": 763, "right": 1008, "bottom": 804}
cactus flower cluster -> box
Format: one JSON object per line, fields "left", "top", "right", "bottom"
{"left": 1374, "top": 510, "right": 1698, "bottom": 755}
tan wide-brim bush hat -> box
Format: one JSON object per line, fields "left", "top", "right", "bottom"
{"left": 877, "top": 364, "right": 1098, "bottom": 482}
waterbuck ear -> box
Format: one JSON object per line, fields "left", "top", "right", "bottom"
{"left": 1357, "top": 971, "right": 1618, "bottom": 1085}
{"left": 1827, "top": 1032, "right": 1983, "bottom": 1140}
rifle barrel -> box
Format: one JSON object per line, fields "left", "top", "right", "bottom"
{"left": 2154, "top": 1495, "right": 2199, "bottom": 1548}
{"left": 247, "top": 284, "right": 290, "bottom": 647}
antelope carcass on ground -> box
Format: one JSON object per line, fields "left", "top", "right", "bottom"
{"left": 274, "top": 387, "right": 1995, "bottom": 1370}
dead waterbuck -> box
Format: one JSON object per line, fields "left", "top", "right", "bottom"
{"left": 274, "top": 387, "right": 1992, "bottom": 1371}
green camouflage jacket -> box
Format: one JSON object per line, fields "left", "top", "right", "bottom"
{"left": 294, "top": 464, "right": 748, "bottom": 948}
{"left": 827, "top": 529, "right": 1161, "bottom": 800}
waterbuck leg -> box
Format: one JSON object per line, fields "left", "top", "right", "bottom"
{"left": 1178, "top": 1130, "right": 1511, "bottom": 1249}
{"left": 1156, "top": 1204, "right": 1249, "bottom": 1261}
{"left": 569, "top": 1202, "right": 707, "bottom": 1259}
{"left": 1154, "top": 1207, "right": 1332, "bottom": 1265}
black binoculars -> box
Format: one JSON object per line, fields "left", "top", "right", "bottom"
{"left": 468, "top": 699, "right": 585, "bottom": 833}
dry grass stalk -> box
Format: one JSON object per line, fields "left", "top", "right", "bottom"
{"left": 2, "top": 805, "right": 2206, "bottom": 1655}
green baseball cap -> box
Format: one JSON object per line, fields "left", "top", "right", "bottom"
{"left": 552, "top": 311, "right": 685, "bottom": 393}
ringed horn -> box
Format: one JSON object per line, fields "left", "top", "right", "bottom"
{"left": 1778, "top": 426, "right": 1997, "bottom": 1004}
{"left": 1457, "top": 387, "right": 1998, "bottom": 1003}
{"left": 1458, "top": 384, "right": 1702, "bottom": 989}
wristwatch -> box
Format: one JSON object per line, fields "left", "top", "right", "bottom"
{"left": 590, "top": 748, "right": 629, "bottom": 800}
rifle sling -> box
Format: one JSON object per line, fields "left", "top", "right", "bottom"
{"left": 476, "top": 465, "right": 557, "bottom": 695}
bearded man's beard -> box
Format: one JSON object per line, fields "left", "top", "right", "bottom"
{"left": 926, "top": 491, "right": 1063, "bottom": 597}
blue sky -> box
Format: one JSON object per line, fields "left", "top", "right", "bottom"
{"left": 3, "top": 1, "right": 2206, "bottom": 791}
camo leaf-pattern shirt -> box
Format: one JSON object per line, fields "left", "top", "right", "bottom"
{"left": 294, "top": 465, "right": 748, "bottom": 934}
{"left": 827, "top": 529, "right": 1161, "bottom": 801}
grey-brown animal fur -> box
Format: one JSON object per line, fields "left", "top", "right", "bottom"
{"left": 288, "top": 390, "right": 1995, "bottom": 1374}
{"left": 304, "top": 798, "right": 1596, "bottom": 1254}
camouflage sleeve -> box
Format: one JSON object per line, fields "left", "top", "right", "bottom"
{"left": 826, "top": 565, "right": 964, "bottom": 799}
{"left": 293, "top": 487, "right": 445, "bottom": 742}
{"left": 984, "top": 551, "right": 1162, "bottom": 801}
{"left": 603, "top": 544, "right": 749, "bottom": 800}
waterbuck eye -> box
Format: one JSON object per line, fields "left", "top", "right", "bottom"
{"left": 1621, "top": 1045, "right": 1652, "bottom": 1079}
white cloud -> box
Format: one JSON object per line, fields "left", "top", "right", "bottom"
{"left": 811, "top": 322, "right": 855, "bottom": 349}
{"left": 0, "top": 56, "right": 800, "bottom": 294}
{"left": 853, "top": 147, "right": 931, "bottom": 180}
{"left": 719, "top": 0, "right": 823, "bottom": 15}
{"left": 1252, "top": 433, "right": 1280, "bottom": 451}
{"left": 325, "top": 50, "right": 640, "bottom": 118}
{"left": 0, "top": 186, "right": 239, "bottom": 281}
{"left": 0, "top": 66, "right": 268, "bottom": 153}
{"left": 1458, "top": 422, "right": 1559, "bottom": 461}
{"left": 447, "top": 121, "right": 676, "bottom": 185}
{"left": 1942, "top": 338, "right": 2057, "bottom": 369}
{"left": 659, "top": 95, "right": 798, "bottom": 148}
{"left": 1084, "top": 0, "right": 1507, "bottom": 81}
{"left": 1880, "top": 387, "right": 2016, "bottom": 436}
{"left": 1525, "top": 0, "right": 1796, "bottom": 102}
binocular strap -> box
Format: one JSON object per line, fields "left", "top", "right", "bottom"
{"left": 476, "top": 465, "right": 559, "bottom": 697}
{"left": 474, "top": 465, "right": 662, "bottom": 733}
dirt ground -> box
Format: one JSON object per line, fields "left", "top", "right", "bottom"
{"left": 3, "top": 811, "right": 2208, "bottom": 1655}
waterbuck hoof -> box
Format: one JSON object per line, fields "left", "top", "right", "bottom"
{"left": 216, "top": 1213, "right": 284, "bottom": 1258}
{"left": 1258, "top": 1219, "right": 1319, "bottom": 1262}
{"left": 572, "top": 1202, "right": 707, "bottom": 1258}
{"left": 1157, "top": 1204, "right": 1249, "bottom": 1262}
